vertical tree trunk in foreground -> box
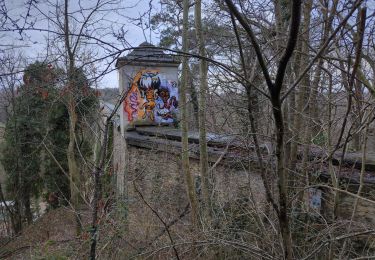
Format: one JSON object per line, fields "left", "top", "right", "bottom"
{"left": 64, "top": 0, "right": 82, "bottom": 236}
{"left": 181, "top": 0, "right": 199, "bottom": 228}
{"left": 194, "top": 0, "right": 211, "bottom": 224}
{"left": 225, "top": 0, "right": 302, "bottom": 259}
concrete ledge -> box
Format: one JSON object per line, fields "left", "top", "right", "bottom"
{"left": 124, "top": 126, "right": 375, "bottom": 185}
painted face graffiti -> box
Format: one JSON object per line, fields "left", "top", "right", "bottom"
{"left": 128, "top": 92, "right": 139, "bottom": 121}
{"left": 139, "top": 72, "right": 161, "bottom": 98}
{"left": 159, "top": 88, "right": 170, "bottom": 106}
{"left": 158, "top": 88, "right": 178, "bottom": 110}
{"left": 156, "top": 88, "right": 178, "bottom": 121}
{"left": 141, "top": 89, "right": 157, "bottom": 121}
{"left": 124, "top": 69, "right": 179, "bottom": 124}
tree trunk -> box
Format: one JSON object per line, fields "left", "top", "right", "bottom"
{"left": 225, "top": 1, "right": 302, "bottom": 258}
{"left": 290, "top": 0, "right": 312, "bottom": 172}
{"left": 67, "top": 101, "right": 82, "bottom": 234}
{"left": 0, "top": 181, "right": 21, "bottom": 235}
{"left": 90, "top": 121, "right": 108, "bottom": 260}
{"left": 64, "top": 0, "right": 82, "bottom": 236}
{"left": 194, "top": 0, "right": 210, "bottom": 224}
{"left": 272, "top": 97, "right": 293, "bottom": 260}
{"left": 188, "top": 66, "right": 199, "bottom": 129}
{"left": 181, "top": 0, "right": 199, "bottom": 228}
{"left": 22, "top": 188, "right": 33, "bottom": 225}
{"left": 12, "top": 200, "right": 22, "bottom": 235}
{"left": 310, "top": 0, "right": 338, "bottom": 138}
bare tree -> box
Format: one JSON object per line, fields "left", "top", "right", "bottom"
{"left": 181, "top": 0, "right": 199, "bottom": 228}
{"left": 194, "top": 0, "right": 211, "bottom": 223}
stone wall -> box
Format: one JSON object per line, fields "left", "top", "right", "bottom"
{"left": 119, "top": 143, "right": 268, "bottom": 246}
{"left": 125, "top": 144, "right": 267, "bottom": 207}
{"left": 112, "top": 124, "right": 128, "bottom": 200}
{"left": 321, "top": 184, "right": 375, "bottom": 227}
{"left": 113, "top": 128, "right": 375, "bottom": 219}
{"left": 111, "top": 126, "right": 375, "bottom": 252}
{"left": 321, "top": 185, "right": 375, "bottom": 248}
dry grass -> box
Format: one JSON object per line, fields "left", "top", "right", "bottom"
{"left": 0, "top": 207, "right": 91, "bottom": 259}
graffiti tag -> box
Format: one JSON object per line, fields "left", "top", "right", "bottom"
{"left": 128, "top": 92, "right": 139, "bottom": 121}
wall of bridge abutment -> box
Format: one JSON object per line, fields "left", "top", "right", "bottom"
{"left": 111, "top": 125, "right": 375, "bottom": 250}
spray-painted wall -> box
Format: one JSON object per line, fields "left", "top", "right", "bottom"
{"left": 119, "top": 65, "right": 179, "bottom": 129}
{"left": 124, "top": 69, "right": 178, "bottom": 124}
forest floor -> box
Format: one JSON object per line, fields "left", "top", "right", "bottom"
{"left": 0, "top": 207, "right": 92, "bottom": 259}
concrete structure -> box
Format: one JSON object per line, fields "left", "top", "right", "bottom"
{"left": 113, "top": 42, "right": 180, "bottom": 201}
{"left": 111, "top": 44, "right": 375, "bottom": 250}
{"left": 116, "top": 42, "right": 180, "bottom": 132}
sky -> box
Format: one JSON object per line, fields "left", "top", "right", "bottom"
{"left": 4, "top": 0, "right": 373, "bottom": 91}
{"left": 1, "top": 0, "right": 162, "bottom": 89}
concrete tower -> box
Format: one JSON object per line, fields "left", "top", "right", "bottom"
{"left": 116, "top": 42, "right": 180, "bottom": 134}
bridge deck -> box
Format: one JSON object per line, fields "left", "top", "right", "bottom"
{"left": 124, "top": 126, "right": 375, "bottom": 186}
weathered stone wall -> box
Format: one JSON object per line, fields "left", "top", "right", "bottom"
{"left": 125, "top": 145, "right": 267, "bottom": 208}
{"left": 116, "top": 141, "right": 268, "bottom": 245}
{"left": 321, "top": 185, "right": 375, "bottom": 248}
{"left": 111, "top": 126, "right": 375, "bottom": 253}
{"left": 113, "top": 130, "right": 375, "bottom": 224}
{"left": 322, "top": 185, "right": 375, "bottom": 227}
{"left": 112, "top": 125, "right": 128, "bottom": 199}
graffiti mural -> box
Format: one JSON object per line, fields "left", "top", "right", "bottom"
{"left": 124, "top": 69, "right": 178, "bottom": 124}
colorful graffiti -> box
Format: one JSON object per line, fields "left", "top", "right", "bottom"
{"left": 124, "top": 69, "right": 178, "bottom": 124}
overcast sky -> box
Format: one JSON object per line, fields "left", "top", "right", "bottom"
{"left": 2, "top": 0, "right": 163, "bottom": 88}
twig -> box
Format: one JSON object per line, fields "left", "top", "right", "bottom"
{"left": 302, "top": 229, "right": 375, "bottom": 260}
{"left": 133, "top": 182, "right": 181, "bottom": 260}
{"left": 148, "top": 203, "right": 190, "bottom": 246}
